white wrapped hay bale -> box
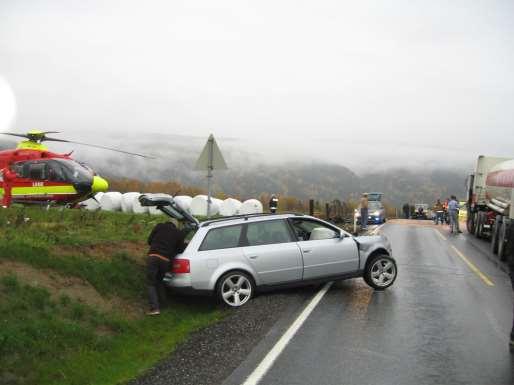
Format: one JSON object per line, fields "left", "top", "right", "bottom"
{"left": 240, "top": 199, "right": 263, "bottom": 215}
{"left": 190, "top": 195, "right": 207, "bottom": 216}
{"left": 94, "top": 192, "right": 105, "bottom": 202}
{"left": 100, "top": 192, "right": 123, "bottom": 212}
{"left": 212, "top": 198, "right": 223, "bottom": 211}
{"left": 121, "top": 192, "right": 140, "bottom": 213}
{"left": 81, "top": 197, "right": 100, "bottom": 211}
{"left": 173, "top": 195, "right": 193, "bottom": 213}
{"left": 190, "top": 195, "right": 221, "bottom": 216}
{"left": 220, "top": 198, "right": 242, "bottom": 216}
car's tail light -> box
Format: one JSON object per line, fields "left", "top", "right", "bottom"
{"left": 171, "top": 259, "right": 190, "bottom": 274}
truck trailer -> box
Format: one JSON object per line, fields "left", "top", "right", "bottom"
{"left": 466, "top": 155, "right": 514, "bottom": 261}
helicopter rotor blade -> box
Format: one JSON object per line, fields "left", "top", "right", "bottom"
{"left": 42, "top": 137, "right": 155, "bottom": 159}
{"left": 0, "top": 132, "right": 29, "bottom": 139}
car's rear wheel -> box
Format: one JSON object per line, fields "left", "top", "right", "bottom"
{"left": 364, "top": 254, "right": 397, "bottom": 290}
{"left": 216, "top": 271, "right": 254, "bottom": 307}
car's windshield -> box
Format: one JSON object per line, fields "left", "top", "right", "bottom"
{"left": 368, "top": 201, "right": 383, "bottom": 210}
{"left": 290, "top": 219, "right": 338, "bottom": 241}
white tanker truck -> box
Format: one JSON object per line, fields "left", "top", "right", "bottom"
{"left": 466, "top": 155, "right": 514, "bottom": 261}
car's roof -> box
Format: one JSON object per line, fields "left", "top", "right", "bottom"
{"left": 199, "top": 213, "right": 313, "bottom": 228}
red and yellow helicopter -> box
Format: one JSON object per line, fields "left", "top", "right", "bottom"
{"left": 0, "top": 130, "right": 150, "bottom": 208}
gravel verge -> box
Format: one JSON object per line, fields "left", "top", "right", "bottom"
{"left": 129, "top": 288, "right": 315, "bottom": 385}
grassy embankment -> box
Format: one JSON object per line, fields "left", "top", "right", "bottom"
{"left": 0, "top": 207, "right": 223, "bottom": 385}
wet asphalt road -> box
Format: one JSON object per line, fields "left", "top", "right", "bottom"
{"left": 226, "top": 220, "right": 514, "bottom": 385}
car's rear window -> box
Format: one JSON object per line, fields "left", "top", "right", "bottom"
{"left": 199, "top": 224, "right": 243, "bottom": 251}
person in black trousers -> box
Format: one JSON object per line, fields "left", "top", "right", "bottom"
{"left": 269, "top": 195, "right": 279, "bottom": 214}
{"left": 146, "top": 219, "right": 185, "bottom": 315}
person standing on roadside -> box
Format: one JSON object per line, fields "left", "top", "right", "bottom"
{"left": 269, "top": 194, "right": 279, "bottom": 214}
{"left": 448, "top": 195, "right": 462, "bottom": 233}
{"left": 402, "top": 203, "right": 410, "bottom": 219}
{"left": 443, "top": 198, "right": 450, "bottom": 224}
{"left": 146, "top": 219, "right": 185, "bottom": 316}
{"left": 433, "top": 199, "right": 444, "bottom": 225}
{"left": 359, "top": 193, "right": 369, "bottom": 231}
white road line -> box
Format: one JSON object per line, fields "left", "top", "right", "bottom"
{"left": 370, "top": 224, "right": 385, "bottom": 235}
{"left": 434, "top": 228, "right": 447, "bottom": 241}
{"left": 242, "top": 281, "right": 333, "bottom": 385}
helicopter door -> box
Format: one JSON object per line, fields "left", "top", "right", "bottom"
{"left": 28, "top": 163, "right": 47, "bottom": 180}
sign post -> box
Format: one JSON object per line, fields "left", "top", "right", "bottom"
{"left": 194, "top": 134, "right": 228, "bottom": 218}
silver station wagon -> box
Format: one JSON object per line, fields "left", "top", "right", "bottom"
{"left": 140, "top": 195, "right": 398, "bottom": 307}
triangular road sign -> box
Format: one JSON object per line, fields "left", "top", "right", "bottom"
{"left": 194, "top": 134, "right": 228, "bottom": 171}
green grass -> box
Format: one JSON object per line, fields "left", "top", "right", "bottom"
{"left": 0, "top": 207, "right": 224, "bottom": 385}
{"left": 0, "top": 207, "right": 163, "bottom": 298}
{"left": 0, "top": 205, "right": 162, "bottom": 246}
{"left": 0, "top": 275, "right": 221, "bottom": 385}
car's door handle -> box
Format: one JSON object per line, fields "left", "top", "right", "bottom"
{"left": 249, "top": 255, "right": 258, "bottom": 259}
{"left": 302, "top": 249, "right": 312, "bottom": 253}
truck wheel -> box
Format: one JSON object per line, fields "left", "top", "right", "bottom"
{"left": 490, "top": 215, "right": 501, "bottom": 255}
{"left": 473, "top": 212, "right": 480, "bottom": 237}
{"left": 363, "top": 254, "right": 397, "bottom": 291}
{"left": 476, "top": 212, "right": 485, "bottom": 238}
{"left": 467, "top": 211, "right": 475, "bottom": 233}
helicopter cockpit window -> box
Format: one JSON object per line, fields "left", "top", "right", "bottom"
{"left": 54, "top": 159, "right": 93, "bottom": 183}
{"left": 46, "top": 160, "right": 66, "bottom": 182}
{"left": 11, "top": 159, "right": 92, "bottom": 183}
{"left": 11, "top": 162, "right": 27, "bottom": 178}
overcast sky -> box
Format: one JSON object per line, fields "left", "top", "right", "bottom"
{"left": 1, "top": 0, "right": 513, "bottom": 172}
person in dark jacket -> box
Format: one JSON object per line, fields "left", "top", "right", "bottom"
{"left": 402, "top": 203, "right": 410, "bottom": 219}
{"left": 146, "top": 219, "right": 185, "bottom": 315}
{"left": 269, "top": 195, "right": 279, "bottom": 213}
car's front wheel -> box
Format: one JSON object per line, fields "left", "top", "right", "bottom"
{"left": 363, "top": 254, "right": 397, "bottom": 290}
{"left": 216, "top": 271, "right": 254, "bottom": 307}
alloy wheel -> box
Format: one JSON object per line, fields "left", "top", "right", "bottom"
{"left": 220, "top": 274, "right": 252, "bottom": 307}
{"left": 370, "top": 258, "right": 396, "bottom": 287}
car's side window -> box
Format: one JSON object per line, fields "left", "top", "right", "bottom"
{"left": 245, "top": 220, "right": 293, "bottom": 246}
{"left": 290, "top": 219, "right": 338, "bottom": 241}
{"left": 199, "top": 224, "right": 243, "bottom": 251}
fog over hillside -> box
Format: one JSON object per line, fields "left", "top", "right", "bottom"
{"left": 0, "top": 135, "right": 471, "bottom": 206}
{"left": 86, "top": 149, "right": 466, "bottom": 206}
